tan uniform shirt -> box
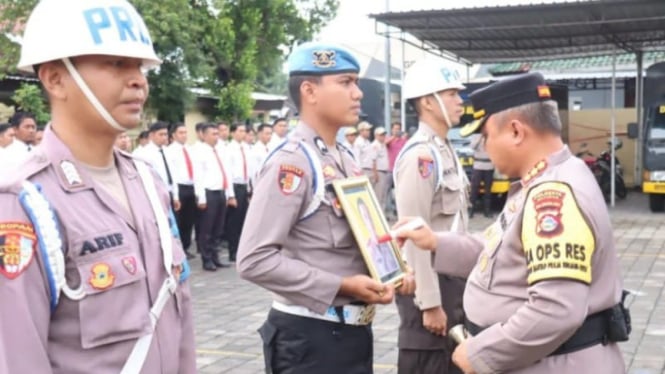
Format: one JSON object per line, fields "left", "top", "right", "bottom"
{"left": 237, "top": 123, "right": 368, "bottom": 314}
{"left": 0, "top": 128, "right": 196, "bottom": 374}
{"left": 395, "top": 124, "right": 469, "bottom": 309}
{"left": 433, "top": 146, "right": 625, "bottom": 374}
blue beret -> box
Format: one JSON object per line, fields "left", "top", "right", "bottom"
{"left": 288, "top": 42, "right": 360, "bottom": 76}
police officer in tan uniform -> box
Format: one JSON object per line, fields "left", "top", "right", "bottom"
{"left": 397, "top": 73, "right": 627, "bottom": 374}
{"left": 393, "top": 59, "right": 469, "bottom": 374}
{"left": 237, "top": 42, "right": 414, "bottom": 374}
{"left": 0, "top": 1, "right": 196, "bottom": 373}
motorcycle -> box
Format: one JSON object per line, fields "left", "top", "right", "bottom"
{"left": 575, "top": 138, "right": 627, "bottom": 202}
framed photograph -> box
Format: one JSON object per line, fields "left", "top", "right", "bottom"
{"left": 333, "top": 176, "right": 407, "bottom": 286}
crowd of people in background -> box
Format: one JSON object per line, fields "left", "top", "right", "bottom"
{"left": 1, "top": 110, "right": 493, "bottom": 269}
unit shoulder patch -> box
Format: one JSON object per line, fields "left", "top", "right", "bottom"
{"left": 521, "top": 181, "right": 595, "bottom": 285}
{"left": 278, "top": 164, "right": 305, "bottom": 195}
{"left": 418, "top": 156, "right": 434, "bottom": 179}
{"left": 0, "top": 221, "right": 36, "bottom": 279}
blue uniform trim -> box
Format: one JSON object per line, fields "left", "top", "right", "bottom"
{"left": 179, "top": 259, "right": 191, "bottom": 283}
{"left": 168, "top": 208, "right": 180, "bottom": 239}
{"left": 18, "top": 183, "right": 60, "bottom": 312}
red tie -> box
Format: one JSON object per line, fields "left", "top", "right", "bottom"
{"left": 183, "top": 147, "right": 193, "bottom": 180}
{"left": 212, "top": 147, "right": 228, "bottom": 189}
{"left": 240, "top": 145, "right": 248, "bottom": 182}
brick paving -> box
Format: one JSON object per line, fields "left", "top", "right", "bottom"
{"left": 189, "top": 192, "right": 665, "bottom": 374}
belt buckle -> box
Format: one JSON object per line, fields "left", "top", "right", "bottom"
{"left": 356, "top": 305, "right": 376, "bottom": 325}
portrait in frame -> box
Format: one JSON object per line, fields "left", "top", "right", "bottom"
{"left": 333, "top": 176, "right": 407, "bottom": 285}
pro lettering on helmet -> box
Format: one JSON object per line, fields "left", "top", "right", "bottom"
{"left": 83, "top": 6, "right": 152, "bottom": 46}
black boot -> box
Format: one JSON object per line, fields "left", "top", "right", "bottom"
{"left": 468, "top": 205, "right": 475, "bottom": 218}
{"left": 483, "top": 198, "right": 493, "bottom": 218}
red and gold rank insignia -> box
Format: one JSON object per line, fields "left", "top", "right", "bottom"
{"left": 0, "top": 222, "right": 36, "bottom": 279}
{"left": 323, "top": 165, "right": 336, "bottom": 179}
{"left": 418, "top": 156, "right": 434, "bottom": 178}
{"left": 89, "top": 263, "right": 115, "bottom": 290}
{"left": 121, "top": 256, "right": 137, "bottom": 275}
{"left": 532, "top": 188, "right": 565, "bottom": 237}
{"left": 278, "top": 164, "right": 304, "bottom": 195}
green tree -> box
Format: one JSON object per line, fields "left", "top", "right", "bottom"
{"left": 0, "top": 0, "right": 339, "bottom": 122}
{"left": 11, "top": 82, "right": 49, "bottom": 125}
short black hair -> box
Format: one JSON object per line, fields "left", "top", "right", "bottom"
{"left": 230, "top": 123, "right": 247, "bottom": 133}
{"left": 288, "top": 76, "right": 321, "bottom": 110}
{"left": 9, "top": 111, "right": 36, "bottom": 128}
{"left": 138, "top": 130, "right": 150, "bottom": 140}
{"left": 202, "top": 123, "right": 217, "bottom": 133}
{"left": 149, "top": 121, "right": 169, "bottom": 133}
{"left": 195, "top": 122, "right": 206, "bottom": 132}
{"left": 170, "top": 122, "right": 185, "bottom": 134}
{"left": 0, "top": 123, "right": 11, "bottom": 134}
{"left": 257, "top": 123, "right": 272, "bottom": 133}
{"left": 272, "top": 117, "right": 287, "bottom": 126}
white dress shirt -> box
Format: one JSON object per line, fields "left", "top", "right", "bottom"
{"left": 267, "top": 134, "right": 286, "bottom": 151}
{"left": 193, "top": 143, "right": 235, "bottom": 204}
{"left": 139, "top": 142, "right": 176, "bottom": 193}
{"left": 2, "top": 139, "right": 31, "bottom": 172}
{"left": 227, "top": 140, "right": 251, "bottom": 185}
{"left": 167, "top": 142, "right": 195, "bottom": 186}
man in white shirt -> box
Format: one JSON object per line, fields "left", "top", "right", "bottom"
{"left": 225, "top": 123, "right": 251, "bottom": 263}
{"left": 0, "top": 123, "right": 15, "bottom": 170}
{"left": 251, "top": 123, "right": 273, "bottom": 179}
{"left": 217, "top": 121, "right": 230, "bottom": 149}
{"left": 131, "top": 130, "right": 149, "bottom": 157}
{"left": 5, "top": 112, "right": 37, "bottom": 168}
{"left": 193, "top": 123, "right": 237, "bottom": 271}
{"left": 267, "top": 117, "right": 288, "bottom": 149}
{"left": 140, "top": 122, "right": 177, "bottom": 206}
{"left": 167, "top": 123, "right": 197, "bottom": 259}
{"left": 114, "top": 132, "right": 131, "bottom": 151}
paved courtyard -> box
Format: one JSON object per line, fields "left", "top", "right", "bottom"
{"left": 189, "top": 191, "right": 665, "bottom": 374}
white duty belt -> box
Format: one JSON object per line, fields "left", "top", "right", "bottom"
{"left": 272, "top": 301, "right": 376, "bottom": 326}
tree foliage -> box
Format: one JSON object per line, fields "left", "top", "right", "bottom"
{"left": 11, "top": 82, "right": 49, "bottom": 125}
{"left": 0, "top": 0, "right": 339, "bottom": 122}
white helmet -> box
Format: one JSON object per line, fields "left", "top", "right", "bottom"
{"left": 18, "top": 0, "right": 161, "bottom": 72}
{"left": 403, "top": 60, "right": 466, "bottom": 100}
{"left": 17, "top": 0, "right": 160, "bottom": 132}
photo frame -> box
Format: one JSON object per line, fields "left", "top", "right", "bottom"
{"left": 333, "top": 176, "right": 407, "bottom": 286}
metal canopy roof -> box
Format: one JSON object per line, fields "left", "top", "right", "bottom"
{"left": 371, "top": 0, "right": 665, "bottom": 63}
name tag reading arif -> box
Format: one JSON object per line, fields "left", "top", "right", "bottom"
{"left": 83, "top": 6, "right": 152, "bottom": 46}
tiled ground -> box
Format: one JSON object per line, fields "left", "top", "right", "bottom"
{"left": 190, "top": 192, "right": 665, "bottom": 374}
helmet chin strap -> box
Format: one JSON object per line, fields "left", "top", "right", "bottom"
{"left": 62, "top": 58, "right": 126, "bottom": 131}
{"left": 432, "top": 93, "right": 452, "bottom": 129}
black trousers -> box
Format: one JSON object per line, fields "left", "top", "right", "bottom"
{"left": 197, "top": 189, "right": 226, "bottom": 262}
{"left": 470, "top": 169, "right": 494, "bottom": 213}
{"left": 175, "top": 184, "right": 197, "bottom": 251}
{"left": 225, "top": 183, "right": 248, "bottom": 261}
{"left": 259, "top": 309, "right": 373, "bottom": 374}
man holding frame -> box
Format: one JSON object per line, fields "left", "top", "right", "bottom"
{"left": 237, "top": 42, "right": 414, "bottom": 374}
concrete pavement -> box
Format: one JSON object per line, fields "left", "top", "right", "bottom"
{"left": 189, "top": 191, "right": 665, "bottom": 374}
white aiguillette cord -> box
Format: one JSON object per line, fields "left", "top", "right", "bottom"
{"left": 120, "top": 161, "right": 176, "bottom": 374}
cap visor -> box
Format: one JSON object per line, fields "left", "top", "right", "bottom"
{"left": 459, "top": 118, "right": 486, "bottom": 138}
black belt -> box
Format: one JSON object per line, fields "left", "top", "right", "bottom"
{"left": 465, "top": 312, "right": 608, "bottom": 356}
